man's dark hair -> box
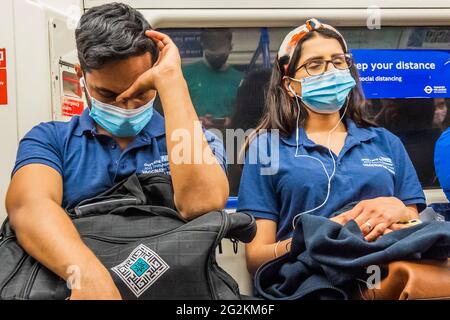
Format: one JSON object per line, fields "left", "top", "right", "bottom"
{"left": 75, "top": 2, "right": 158, "bottom": 71}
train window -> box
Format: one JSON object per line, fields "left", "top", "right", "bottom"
{"left": 343, "top": 27, "right": 450, "bottom": 189}
{"left": 160, "top": 26, "right": 450, "bottom": 195}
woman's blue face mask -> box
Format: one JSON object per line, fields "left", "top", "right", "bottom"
{"left": 288, "top": 69, "right": 356, "bottom": 114}
{"left": 80, "top": 77, "right": 155, "bottom": 138}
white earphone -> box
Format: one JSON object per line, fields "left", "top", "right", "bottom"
{"left": 290, "top": 83, "right": 349, "bottom": 229}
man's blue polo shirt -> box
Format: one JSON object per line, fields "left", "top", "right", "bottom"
{"left": 12, "top": 109, "right": 227, "bottom": 209}
{"left": 237, "top": 119, "right": 426, "bottom": 241}
{"left": 435, "top": 127, "right": 450, "bottom": 201}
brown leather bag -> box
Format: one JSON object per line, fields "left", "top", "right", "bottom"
{"left": 360, "top": 259, "right": 450, "bottom": 300}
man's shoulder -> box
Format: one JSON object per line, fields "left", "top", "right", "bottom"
{"left": 24, "top": 116, "right": 82, "bottom": 142}
{"left": 228, "top": 65, "right": 244, "bottom": 77}
{"left": 437, "top": 127, "right": 450, "bottom": 147}
{"left": 225, "top": 66, "right": 244, "bottom": 87}
{"left": 435, "top": 127, "right": 450, "bottom": 164}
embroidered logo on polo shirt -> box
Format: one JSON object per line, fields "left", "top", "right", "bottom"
{"left": 111, "top": 244, "right": 170, "bottom": 298}
{"left": 141, "top": 155, "right": 170, "bottom": 175}
{"left": 361, "top": 156, "right": 395, "bottom": 175}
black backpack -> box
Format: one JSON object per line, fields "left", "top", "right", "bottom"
{"left": 0, "top": 174, "right": 256, "bottom": 300}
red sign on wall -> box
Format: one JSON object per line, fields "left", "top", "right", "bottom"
{"left": 0, "top": 49, "right": 6, "bottom": 68}
{"left": 0, "top": 49, "right": 7, "bottom": 105}
{"left": 62, "top": 98, "right": 84, "bottom": 117}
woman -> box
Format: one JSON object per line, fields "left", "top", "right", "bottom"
{"left": 237, "top": 19, "right": 426, "bottom": 275}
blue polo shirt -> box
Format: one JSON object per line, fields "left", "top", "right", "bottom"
{"left": 435, "top": 127, "right": 450, "bottom": 201}
{"left": 237, "top": 119, "right": 426, "bottom": 241}
{"left": 12, "top": 109, "right": 227, "bottom": 209}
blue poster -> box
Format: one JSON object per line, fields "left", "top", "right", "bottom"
{"left": 163, "top": 30, "right": 203, "bottom": 58}
{"left": 351, "top": 49, "right": 450, "bottom": 99}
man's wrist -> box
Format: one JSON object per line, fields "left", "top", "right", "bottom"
{"left": 65, "top": 256, "right": 110, "bottom": 285}
{"left": 154, "top": 68, "right": 185, "bottom": 91}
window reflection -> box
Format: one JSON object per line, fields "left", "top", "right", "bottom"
{"left": 182, "top": 29, "right": 243, "bottom": 129}
{"left": 368, "top": 98, "right": 444, "bottom": 187}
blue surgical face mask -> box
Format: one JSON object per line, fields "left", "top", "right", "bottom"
{"left": 288, "top": 69, "right": 356, "bottom": 114}
{"left": 80, "top": 77, "right": 155, "bottom": 138}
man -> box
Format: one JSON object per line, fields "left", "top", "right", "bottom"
{"left": 183, "top": 29, "right": 243, "bottom": 128}
{"left": 5, "top": 3, "right": 229, "bottom": 300}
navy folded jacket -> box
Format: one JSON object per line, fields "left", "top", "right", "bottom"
{"left": 255, "top": 214, "right": 450, "bottom": 300}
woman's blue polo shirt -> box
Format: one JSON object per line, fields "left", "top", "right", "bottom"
{"left": 237, "top": 119, "right": 426, "bottom": 241}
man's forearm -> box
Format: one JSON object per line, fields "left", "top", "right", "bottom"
{"left": 156, "top": 71, "right": 229, "bottom": 217}
{"left": 10, "top": 200, "right": 110, "bottom": 283}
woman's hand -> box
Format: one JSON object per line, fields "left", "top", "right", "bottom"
{"left": 117, "top": 30, "right": 182, "bottom": 103}
{"left": 330, "top": 197, "right": 418, "bottom": 242}
{"left": 383, "top": 219, "right": 422, "bottom": 235}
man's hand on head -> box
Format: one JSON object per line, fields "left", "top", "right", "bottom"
{"left": 116, "top": 30, "right": 183, "bottom": 103}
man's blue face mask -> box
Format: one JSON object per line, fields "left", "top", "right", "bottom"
{"left": 288, "top": 69, "right": 356, "bottom": 114}
{"left": 80, "top": 77, "right": 155, "bottom": 138}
